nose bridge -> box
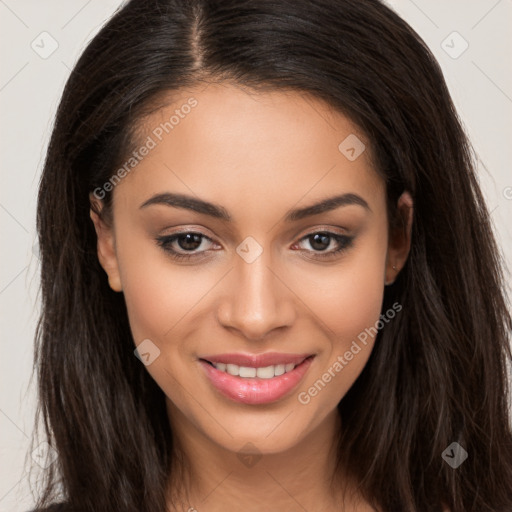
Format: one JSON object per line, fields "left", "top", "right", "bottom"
{"left": 217, "top": 247, "right": 295, "bottom": 340}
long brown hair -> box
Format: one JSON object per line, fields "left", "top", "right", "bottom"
{"left": 34, "top": 0, "right": 512, "bottom": 510}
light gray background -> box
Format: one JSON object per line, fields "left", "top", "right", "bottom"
{"left": 1, "top": 1, "right": 511, "bottom": 510}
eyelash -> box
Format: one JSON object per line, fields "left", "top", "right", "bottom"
{"left": 155, "top": 230, "right": 354, "bottom": 262}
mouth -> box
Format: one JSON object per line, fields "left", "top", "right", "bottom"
{"left": 198, "top": 353, "right": 315, "bottom": 405}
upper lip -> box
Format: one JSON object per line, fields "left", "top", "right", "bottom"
{"left": 200, "top": 352, "right": 313, "bottom": 368}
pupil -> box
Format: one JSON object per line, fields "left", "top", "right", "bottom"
{"left": 310, "top": 233, "right": 330, "bottom": 251}
{"left": 178, "top": 233, "right": 202, "bottom": 251}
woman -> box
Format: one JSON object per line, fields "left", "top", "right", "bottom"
{"left": 32, "top": 0, "right": 512, "bottom": 511}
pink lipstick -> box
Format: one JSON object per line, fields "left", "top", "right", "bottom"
{"left": 199, "top": 352, "right": 314, "bottom": 405}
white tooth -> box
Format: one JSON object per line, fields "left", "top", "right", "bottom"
{"left": 239, "top": 366, "right": 257, "bottom": 378}
{"left": 214, "top": 362, "right": 297, "bottom": 378}
{"left": 274, "top": 364, "right": 285, "bottom": 376}
{"left": 256, "top": 365, "right": 275, "bottom": 379}
{"left": 226, "top": 364, "right": 239, "bottom": 376}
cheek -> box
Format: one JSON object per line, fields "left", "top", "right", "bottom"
{"left": 116, "top": 240, "right": 214, "bottom": 405}
{"left": 328, "top": 253, "right": 385, "bottom": 340}
{"left": 117, "top": 236, "right": 217, "bottom": 344}
{"left": 294, "top": 231, "right": 387, "bottom": 405}
{"left": 300, "top": 231, "right": 387, "bottom": 342}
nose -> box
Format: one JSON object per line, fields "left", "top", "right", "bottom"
{"left": 216, "top": 252, "right": 296, "bottom": 341}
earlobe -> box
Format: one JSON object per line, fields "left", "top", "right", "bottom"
{"left": 89, "top": 196, "right": 123, "bottom": 292}
{"left": 385, "top": 191, "right": 413, "bottom": 286}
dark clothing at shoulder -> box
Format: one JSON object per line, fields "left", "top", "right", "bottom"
{"left": 30, "top": 505, "right": 74, "bottom": 512}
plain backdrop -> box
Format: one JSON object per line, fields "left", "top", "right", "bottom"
{"left": 1, "top": 1, "right": 511, "bottom": 510}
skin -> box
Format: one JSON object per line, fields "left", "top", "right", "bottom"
{"left": 90, "top": 82, "right": 413, "bottom": 512}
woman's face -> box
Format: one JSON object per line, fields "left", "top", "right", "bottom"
{"left": 91, "top": 83, "right": 410, "bottom": 456}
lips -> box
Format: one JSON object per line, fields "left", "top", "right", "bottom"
{"left": 199, "top": 352, "right": 315, "bottom": 405}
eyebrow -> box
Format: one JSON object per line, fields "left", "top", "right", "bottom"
{"left": 139, "top": 192, "right": 371, "bottom": 221}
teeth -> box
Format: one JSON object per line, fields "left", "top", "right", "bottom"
{"left": 256, "top": 366, "right": 274, "bottom": 379}
{"left": 226, "top": 364, "right": 239, "bottom": 376}
{"left": 274, "top": 364, "right": 285, "bottom": 376}
{"left": 213, "top": 362, "right": 298, "bottom": 378}
{"left": 239, "top": 366, "right": 256, "bottom": 378}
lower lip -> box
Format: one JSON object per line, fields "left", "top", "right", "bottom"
{"left": 199, "top": 356, "right": 314, "bottom": 405}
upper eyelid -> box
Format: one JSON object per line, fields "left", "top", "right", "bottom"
{"left": 157, "top": 227, "right": 217, "bottom": 243}
{"left": 295, "top": 225, "right": 349, "bottom": 238}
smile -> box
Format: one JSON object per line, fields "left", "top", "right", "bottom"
{"left": 199, "top": 353, "right": 315, "bottom": 405}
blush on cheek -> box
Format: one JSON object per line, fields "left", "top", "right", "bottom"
{"left": 303, "top": 260, "right": 385, "bottom": 372}
{"left": 120, "top": 251, "right": 218, "bottom": 347}
{"left": 312, "top": 267, "right": 384, "bottom": 336}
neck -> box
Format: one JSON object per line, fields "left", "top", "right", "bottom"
{"left": 165, "top": 402, "right": 361, "bottom": 512}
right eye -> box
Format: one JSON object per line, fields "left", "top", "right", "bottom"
{"left": 155, "top": 231, "right": 219, "bottom": 261}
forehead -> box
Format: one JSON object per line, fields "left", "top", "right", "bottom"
{"left": 113, "top": 82, "right": 385, "bottom": 217}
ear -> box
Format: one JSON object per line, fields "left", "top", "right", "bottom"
{"left": 384, "top": 191, "right": 413, "bottom": 285}
{"left": 89, "top": 194, "right": 123, "bottom": 292}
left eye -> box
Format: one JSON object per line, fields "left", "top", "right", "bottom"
{"left": 293, "top": 231, "right": 353, "bottom": 257}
